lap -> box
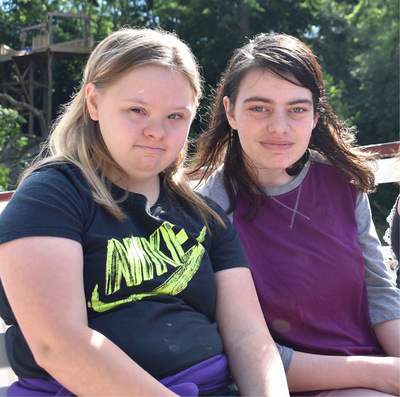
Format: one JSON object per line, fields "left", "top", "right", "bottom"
{"left": 316, "top": 388, "right": 396, "bottom": 396}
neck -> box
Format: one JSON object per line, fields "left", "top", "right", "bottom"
{"left": 252, "top": 168, "right": 294, "bottom": 188}
{"left": 112, "top": 174, "right": 161, "bottom": 206}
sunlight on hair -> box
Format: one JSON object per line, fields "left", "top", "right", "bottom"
{"left": 172, "top": 170, "right": 184, "bottom": 184}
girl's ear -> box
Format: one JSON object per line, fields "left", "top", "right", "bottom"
{"left": 223, "top": 96, "right": 238, "bottom": 130}
{"left": 86, "top": 83, "right": 99, "bottom": 121}
{"left": 313, "top": 112, "right": 319, "bottom": 129}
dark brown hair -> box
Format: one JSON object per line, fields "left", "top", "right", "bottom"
{"left": 191, "top": 32, "right": 376, "bottom": 219}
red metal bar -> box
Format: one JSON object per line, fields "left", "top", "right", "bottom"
{"left": 0, "top": 191, "right": 14, "bottom": 202}
{"left": 359, "top": 141, "right": 400, "bottom": 158}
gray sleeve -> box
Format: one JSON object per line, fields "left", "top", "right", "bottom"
{"left": 275, "top": 342, "right": 293, "bottom": 373}
{"left": 356, "top": 191, "right": 400, "bottom": 326}
{"left": 196, "top": 167, "right": 233, "bottom": 223}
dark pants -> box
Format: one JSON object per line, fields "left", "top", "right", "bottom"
{"left": 200, "top": 383, "right": 240, "bottom": 396}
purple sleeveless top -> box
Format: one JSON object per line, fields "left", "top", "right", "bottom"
{"left": 233, "top": 162, "right": 383, "bottom": 357}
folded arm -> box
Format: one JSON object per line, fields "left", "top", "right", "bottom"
{"left": 286, "top": 350, "right": 399, "bottom": 395}
{"left": 0, "top": 236, "right": 177, "bottom": 397}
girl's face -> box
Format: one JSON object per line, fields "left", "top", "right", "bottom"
{"left": 86, "top": 65, "right": 196, "bottom": 191}
{"left": 224, "top": 69, "right": 318, "bottom": 187}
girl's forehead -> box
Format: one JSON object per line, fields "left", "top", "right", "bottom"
{"left": 240, "top": 68, "right": 301, "bottom": 86}
{"left": 237, "top": 69, "right": 310, "bottom": 97}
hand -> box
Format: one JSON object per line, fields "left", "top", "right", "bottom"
{"left": 363, "top": 356, "right": 400, "bottom": 396}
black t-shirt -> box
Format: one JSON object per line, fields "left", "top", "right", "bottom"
{"left": 0, "top": 163, "right": 249, "bottom": 379}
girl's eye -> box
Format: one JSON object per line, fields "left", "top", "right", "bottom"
{"left": 131, "top": 108, "right": 144, "bottom": 114}
{"left": 168, "top": 113, "right": 182, "bottom": 120}
{"left": 291, "top": 107, "right": 306, "bottom": 113}
{"left": 251, "top": 106, "right": 266, "bottom": 112}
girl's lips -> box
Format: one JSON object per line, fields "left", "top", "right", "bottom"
{"left": 136, "top": 145, "right": 164, "bottom": 153}
{"left": 261, "top": 141, "right": 294, "bottom": 151}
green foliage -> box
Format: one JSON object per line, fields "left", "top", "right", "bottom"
{"left": 151, "top": 0, "right": 320, "bottom": 88}
{"left": 307, "top": 0, "right": 399, "bottom": 146}
{"left": 0, "top": 106, "right": 26, "bottom": 150}
{"left": 346, "top": 0, "right": 399, "bottom": 145}
{"left": 0, "top": 165, "right": 10, "bottom": 191}
{"left": 323, "top": 73, "right": 351, "bottom": 123}
{"left": 0, "top": 105, "right": 28, "bottom": 190}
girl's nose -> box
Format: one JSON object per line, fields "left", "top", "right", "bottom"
{"left": 143, "top": 118, "right": 166, "bottom": 138}
{"left": 267, "top": 110, "right": 289, "bottom": 134}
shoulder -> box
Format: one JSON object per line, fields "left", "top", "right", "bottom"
{"left": 195, "top": 165, "right": 231, "bottom": 214}
{"left": 3, "top": 162, "right": 94, "bottom": 227}
{"left": 23, "top": 162, "right": 92, "bottom": 199}
{"left": 27, "top": 162, "right": 88, "bottom": 188}
{"left": 196, "top": 165, "right": 225, "bottom": 194}
{"left": 309, "top": 151, "right": 356, "bottom": 190}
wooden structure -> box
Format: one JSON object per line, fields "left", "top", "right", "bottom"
{"left": 0, "top": 12, "right": 92, "bottom": 137}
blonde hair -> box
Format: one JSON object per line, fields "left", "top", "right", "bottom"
{"left": 21, "top": 27, "right": 223, "bottom": 228}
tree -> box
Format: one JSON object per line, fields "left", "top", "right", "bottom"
{"left": 0, "top": 105, "right": 37, "bottom": 190}
{"left": 346, "top": 0, "right": 399, "bottom": 145}
{"left": 152, "top": 0, "right": 320, "bottom": 87}
{"left": 307, "top": 0, "right": 399, "bottom": 146}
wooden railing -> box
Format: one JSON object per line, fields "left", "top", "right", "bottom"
{"left": 360, "top": 141, "right": 399, "bottom": 158}
{"left": 362, "top": 141, "right": 399, "bottom": 184}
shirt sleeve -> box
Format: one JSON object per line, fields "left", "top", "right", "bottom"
{"left": 196, "top": 166, "right": 234, "bottom": 223}
{"left": 0, "top": 165, "right": 93, "bottom": 245}
{"left": 275, "top": 342, "right": 293, "bottom": 373}
{"left": 356, "top": 191, "right": 400, "bottom": 326}
{"left": 203, "top": 196, "right": 250, "bottom": 273}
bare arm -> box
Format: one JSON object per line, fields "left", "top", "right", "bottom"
{"left": 374, "top": 318, "right": 400, "bottom": 357}
{"left": 287, "top": 350, "right": 400, "bottom": 395}
{"left": 0, "top": 236, "right": 177, "bottom": 397}
{"left": 215, "top": 267, "right": 289, "bottom": 397}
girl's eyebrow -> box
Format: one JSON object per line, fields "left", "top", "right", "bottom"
{"left": 120, "top": 97, "right": 193, "bottom": 112}
{"left": 243, "top": 96, "right": 313, "bottom": 106}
